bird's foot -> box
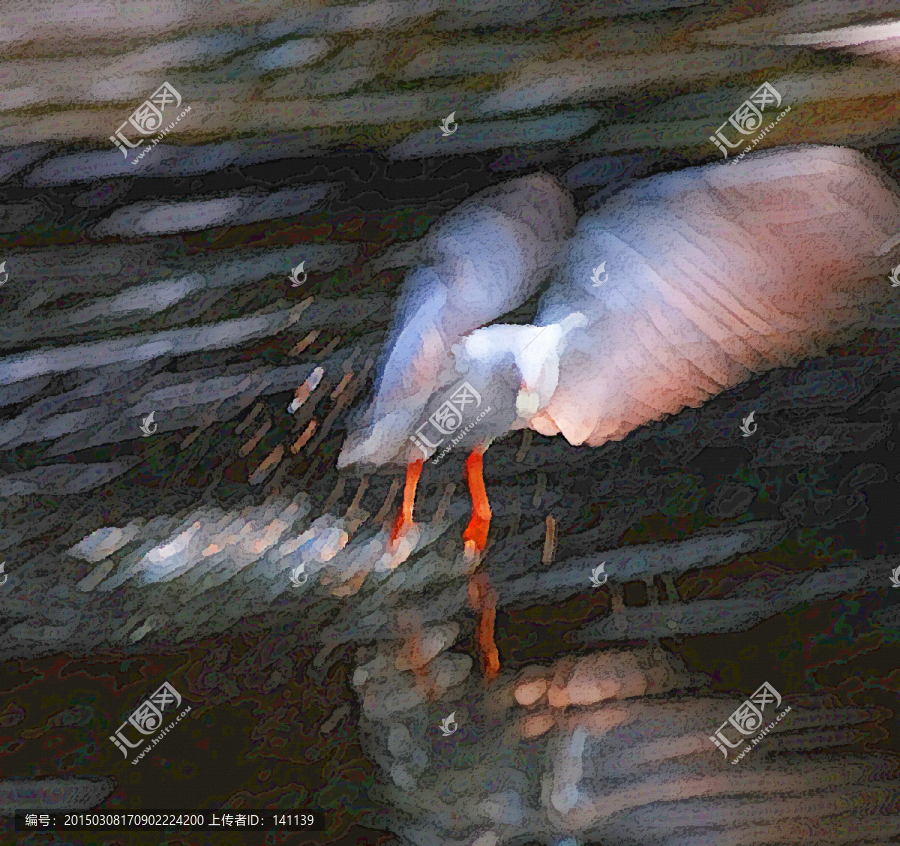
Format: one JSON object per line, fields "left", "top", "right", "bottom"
{"left": 462, "top": 515, "right": 490, "bottom": 566}
{"left": 380, "top": 516, "right": 420, "bottom": 570}
{"left": 387, "top": 458, "right": 424, "bottom": 555}
{"left": 389, "top": 513, "right": 418, "bottom": 553}
{"left": 463, "top": 541, "right": 480, "bottom": 568}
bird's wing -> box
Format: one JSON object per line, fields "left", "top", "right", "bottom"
{"left": 537, "top": 145, "right": 900, "bottom": 448}
{"left": 339, "top": 173, "right": 576, "bottom": 468}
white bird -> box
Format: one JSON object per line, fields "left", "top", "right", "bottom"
{"left": 890, "top": 565, "right": 900, "bottom": 588}
{"left": 338, "top": 172, "right": 575, "bottom": 679}
{"left": 290, "top": 563, "right": 308, "bottom": 587}
{"left": 0, "top": 261, "right": 7, "bottom": 286}
{"left": 338, "top": 145, "right": 900, "bottom": 683}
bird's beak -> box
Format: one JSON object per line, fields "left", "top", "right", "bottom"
{"left": 515, "top": 385, "right": 540, "bottom": 419}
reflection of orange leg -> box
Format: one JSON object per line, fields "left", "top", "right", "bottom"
{"left": 469, "top": 572, "right": 500, "bottom": 681}
{"left": 406, "top": 627, "right": 435, "bottom": 698}
{"left": 390, "top": 458, "right": 424, "bottom": 548}
{"left": 463, "top": 447, "right": 499, "bottom": 681}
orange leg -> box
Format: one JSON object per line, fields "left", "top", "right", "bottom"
{"left": 390, "top": 458, "right": 424, "bottom": 547}
{"left": 462, "top": 447, "right": 491, "bottom": 556}
{"left": 463, "top": 447, "right": 500, "bottom": 681}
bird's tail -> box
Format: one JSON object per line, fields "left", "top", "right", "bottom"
{"left": 336, "top": 405, "right": 424, "bottom": 469}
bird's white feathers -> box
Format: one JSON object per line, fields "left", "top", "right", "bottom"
{"left": 540, "top": 145, "right": 900, "bottom": 447}
{"left": 338, "top": 173, "right": 576, "bottom": 468}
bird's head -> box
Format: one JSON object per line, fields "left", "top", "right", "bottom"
{"left": 337, "top": 313, "right": 588, "bottom": 470}
{"left": 446, "top": 311, "right": 589, "bottom": 437}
